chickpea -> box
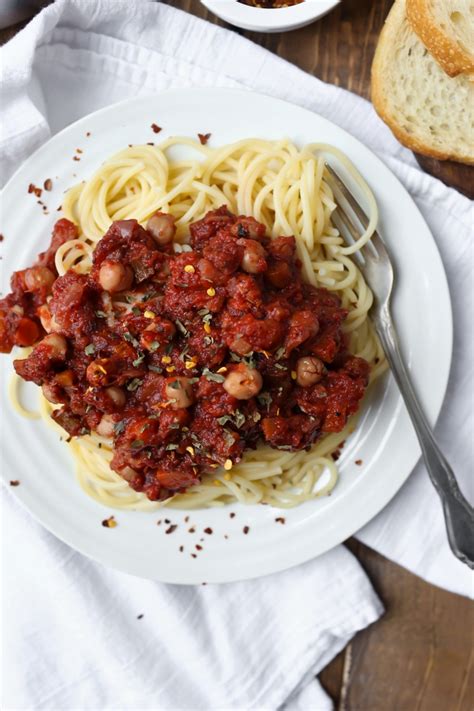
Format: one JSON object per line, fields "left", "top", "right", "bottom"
{"left": 197, "top": 258, "right": 219, "bottom": 283}
{"left": 146, "top": 212, "right": 176, "bottom": 246}
{"left": 24, "top": 267, "right": 55, "bottom": 292}
{"left": 230, "top": 336, "right": 252, "bottom": 356}
{"left": 99, "top": 261, "right": 134, "bottom": 293}
{"left": 231, "top": 217, "right": 265, "bottom": 241}
{"left": 118, "top": 466, "right": 139, "bottom": 482}
{"left": 42, "top": 333, "right": 67, "bottom": 360}
{"left": 96, "top": 414, "right": 116, "bottom": 437}
{"left": 165, "top": 377, "right": 195, "bottom": 409}
{"left": 106, "top": 386, "right": 126, "bottom": 408}
{"left": 41, "top": 382, "right": 62, "bottom": 404}
{"left": 296, "top": 356, "right": 325, "bottom": 387}
{"left": 223, "top": 364, "right": 263, "bottom": 400}
{"left": 239, "top": 239, "right": 267, "bottom": 274}
{"left": 38, "top": 305, "right": 61, "bottom": 334}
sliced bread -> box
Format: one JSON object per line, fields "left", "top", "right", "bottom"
{"left": 371, "top": 0, "right": 474, "bottom": 164}
{"left": 407, "top": 0, "right": 474, "bottom": 78}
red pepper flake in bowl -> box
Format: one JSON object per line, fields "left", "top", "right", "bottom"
{"left": 243, "top": 526, "right": 250, "bottom": 535}
{"left": 86, "top": 131, "right": 91, "bottom": 137}
{"left": 9, "top": 480, "right": 20, "bottom": 486}
{"left": 151, "top": 123, "right": 162, "bottom": 134}
{"left": 204, "top": 527, "right": 213, "bottom": 535}
{"left": 198, "top": 133, "right": 211, "bottom": 145}
{"left": 355, "top": 459, "right": 363, "bottom": 466}
{"left": 43, "top": 178, "right": 53, "bottom": 191}
{"left": 179, "top": 545, "right": 184, "bottom": 553}
{"left": 73, "top": 156, "right": 80, "bottom": 162}
{"left": 165, "top": 524, "right": 178, "bottom": 534}
{"left": 229, "top": 512, "right": 236, "bottom": 519}
{"left": 0, "top": 234, "right": 4, "bottom": 242}
{"left": 275, "top": 517, "right": 286, "bottom": 524}
{"left": 191, "top": 553, "right": 197, "bottom": 559}
{"left": 102, "top": 516, "right": 117, "bottom": 528}
{"left": 196, "top": 544, "right": 202, "bottom": 551}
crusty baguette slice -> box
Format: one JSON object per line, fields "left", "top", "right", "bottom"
{"left": 407, "top": 0, "right": 474, "bottom": 78}
{"left": 371, "top": 0, "right": 474, "bottom": 164}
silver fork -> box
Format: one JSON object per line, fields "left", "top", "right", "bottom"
{"left": 325, "top": 164, "right": 474, "bottom": 570}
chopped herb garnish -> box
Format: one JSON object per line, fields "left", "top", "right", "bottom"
{"left": 166, "top": 443, "right": 179, "bottom": 451}
{"left": 202, "top": 367, "right": 225, "bottom": 383}
{"left": 197, "top": 308, "right": 210, "bottom": 317}
{"left": 203, "top": 336, "right": 214, "bottom": 346}
{"left": 274, "top": 363, "right": 287, "bottom": 371}
{"left": 202, "top": 313, "right": 213, "bottom": 325}
{"left": 257, "top": 392, "right": 273, "bottom": 408}
{"left": 127, "top": 378, "right": 143, "bottom": 391}
{"left": 84, "top": 343, "right": 95, "bottom": 355}
{"left": 95, "top": 310, "right": 107, "bottom": 318}
{"left": 149, "top": 341, "right": 160, "bottom": 352}
{"left": 131, "top": 306, "right": 141, "bottom": 316}
{"left": 133, "top": 354, "right": 145, "bottom": 367}
{"left": 175, "top": 319, "right": 188, "bottom": 336}
{"left": 148, "top": 365, "right": 163, "bottom": 373}
{"left": 275, "top": 346, "right": 286, "bottom": 360}
{"left": 131, "top": 439, "right": 145, "bottom": 449}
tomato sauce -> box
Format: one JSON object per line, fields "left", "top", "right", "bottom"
{"left": 1, "top": 208, "right": 369, "bottom": 500}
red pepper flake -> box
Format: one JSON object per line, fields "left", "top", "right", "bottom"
{"left": 102, "top": 516, "right": 117, "bottom": 528}
{"left": 204, "top": 527, "right": 213, "bottom": 535}
{"left": 355, "top": 459, "right": 363, "bottom": 466}
{"left": 56, "top": 205, "right": 62, "bottom": 212}
{"left": 156, "top": 520, "right": 162, "bottom": 526}
{"left": 76, "top": 148, "right": 83, "bottom": 154}
{"left": 229, "top": 512, "right": 236, "bottom": 518}
{"left": 73, "top": 156, "right": 80, "bottom": 161}
{"left": 275, "top": 517, "right": 286, "bottom": 524}
{"left": 137, "top": 614, "right": 144, "bottom": 620}
{"left": 184, "top": 515, "right": 190, "bottom": 523}
{"left": 0, "top": 234, "right": 4, "bottom": 242}
{"left": 201, "top": 582, "right": 207, "bottom": 586}
{"left": 224, "top": 534, "right": 229, "bottom": 539}
{"left": 43, "top": 178, "right": 53, "bottom": 191}
{"left": 165, "top": 524, "right": 178, "bottom": 535}
{"left": 179, "top": 545, "right": 184, "bottom": 553}
{"left": 146, "top": 142, "right": 155, "bottom": 146}
{"left": 188, "top": 527, "right": 196, "bottom": 533}
{"left": 196, "top": 544, "right": 202, "bottom": 551}
{"left": 198, "top": 133, "right": 211, "bottom": 145}
{"left": 243, "top": 526, "right": 250, "bottom": 535}
{"left": 191, "top": 553, "right": 197, "bottom": 559}
{"left": 151, "top": 123, "right": 162, "bottom": 134}
{"left": 164, "top": 518, "right": 171, "bottom": 524}
{"left": 28, "top": 183, "right": 42, "bottom": 197}
{"left": 86, "top": 131, "right": 91, "bottom": 137}
{"left": 9, "top": 480, "right": 20, "bottom": 486}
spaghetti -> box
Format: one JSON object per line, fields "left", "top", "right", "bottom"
{"left": 10, "top": 137, "right": 386, "bottom": 510}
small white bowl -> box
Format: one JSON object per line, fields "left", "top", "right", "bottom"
{"left": 200, "top": 0, "right": 340, "bottom": 33}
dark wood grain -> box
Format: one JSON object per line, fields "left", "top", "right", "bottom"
{"left": 1, "top": 5, "right": 473, "bottom": 710}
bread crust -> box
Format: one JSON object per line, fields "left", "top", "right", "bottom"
{"left": 371, "top": 0, "right": 474, "bottom": 164}
{"left": 407, "top": 0, "right": 474, "bottom": 78}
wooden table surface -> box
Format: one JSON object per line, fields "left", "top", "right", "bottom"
{"left": 2, "top": 2, "right": 473, "bottom": 709}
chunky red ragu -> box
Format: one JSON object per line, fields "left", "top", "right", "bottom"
{"left": 1, "top": 208, "right": 369, "bottom": 500}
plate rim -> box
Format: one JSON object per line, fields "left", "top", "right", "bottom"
{"left": 0, "top": 86, "right": 453, "bottom": 584}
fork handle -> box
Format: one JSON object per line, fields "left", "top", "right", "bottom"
{"left": 375, "top": 306, "right": 474, "bottom": 570}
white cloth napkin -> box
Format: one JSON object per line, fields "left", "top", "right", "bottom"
{"left": 1, "top": 1, "right": 472, "bottom": 709}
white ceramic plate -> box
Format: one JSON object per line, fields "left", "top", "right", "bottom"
{"left": 200, "top": 0, "right": 340, "bottom": 33}
{"left": 0, "top": 88, "right": 452, "bottom": 584}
